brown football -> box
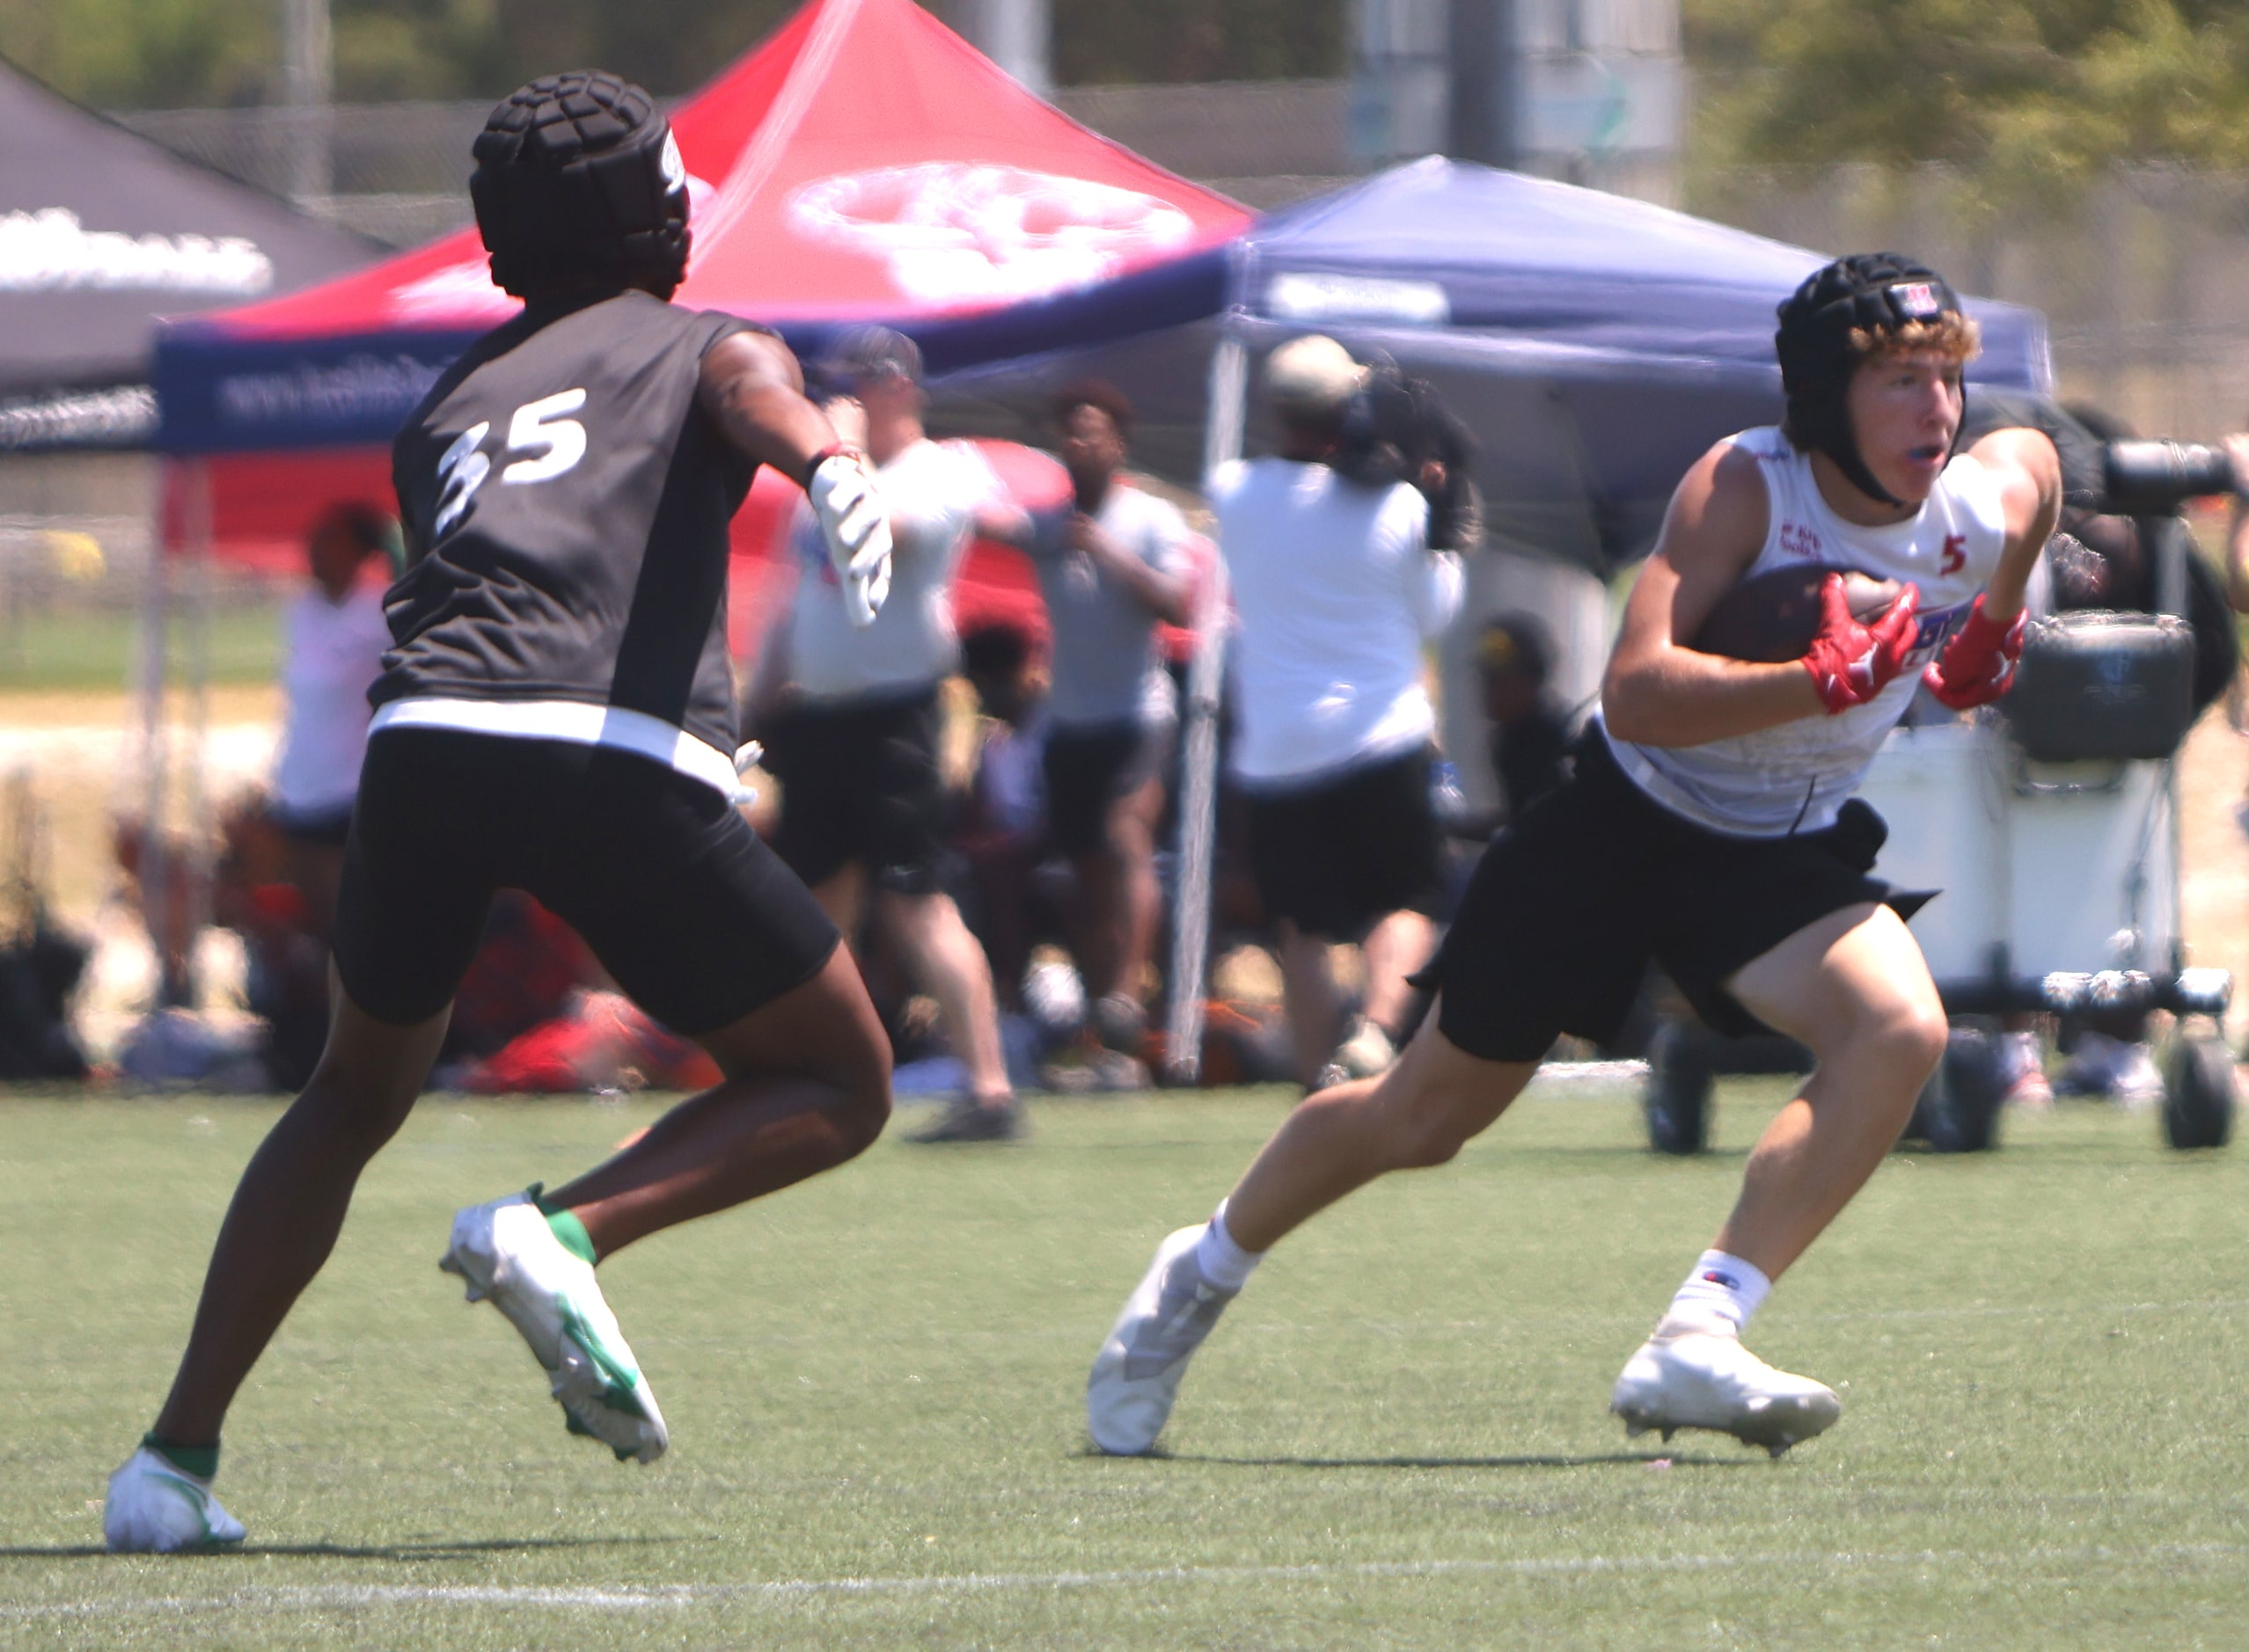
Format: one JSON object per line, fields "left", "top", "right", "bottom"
{"left": 1689, "top": 566, "right": 1906, "bottom": 663}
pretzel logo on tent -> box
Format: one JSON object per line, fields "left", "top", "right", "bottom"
{"left": 788, "top": 163, "right": 1193, "bottom": 306}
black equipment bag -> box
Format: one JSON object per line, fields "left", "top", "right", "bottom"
{"left": 2001, "top": 610, "right": 2196, "bottom": 762}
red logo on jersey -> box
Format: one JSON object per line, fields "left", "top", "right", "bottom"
{"left": 1779, "top": 521, "right": 1822, "bottom": 559}
{"left": 1938, "top": 534, "right": 1967, "bottom": 576}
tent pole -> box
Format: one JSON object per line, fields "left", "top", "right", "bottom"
{"left": 137, "top": 464, "right": 175, "bottom": 1005}
{"left": 179, "top": 459, "right": 216, "bottom": 1009}
{"left": 1161, "top": 329, "right": 1246, "bottom": 1085}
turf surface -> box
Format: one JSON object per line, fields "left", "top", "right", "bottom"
{"left": 5, "top": 1079, "right": 2249, "bottom": 1648}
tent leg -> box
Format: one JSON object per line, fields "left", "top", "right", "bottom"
{"left": 137, "top": 467, "right": 177, "bottom": 1006}
{"left": 1161, "top": 333, "right": 1248, "bottom": 1087}
{"left": 180, "top": 460, "right": 216, "bottom": 1010}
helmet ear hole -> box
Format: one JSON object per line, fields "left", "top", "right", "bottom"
{"left": 471, "top": 70, "right": 691, "bottom": 301}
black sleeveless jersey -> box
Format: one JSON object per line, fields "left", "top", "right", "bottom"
{"left": 378, "top": 290, "right": 760, "bottom": 756}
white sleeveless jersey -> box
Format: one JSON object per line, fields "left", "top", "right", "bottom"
{"left": 1606, "top": 426, "right": 2009, "bottom": 837}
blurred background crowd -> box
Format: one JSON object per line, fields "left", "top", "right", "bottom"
{"left": 1, "top": 0, "right": 2246, "bottom": 1111}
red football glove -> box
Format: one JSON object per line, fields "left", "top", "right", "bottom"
{"left": 1801, "top": 574, "right": 1921, "bottom": 714}
{"left": 1920, "top": 594, "right": 2026, "bottom": 710}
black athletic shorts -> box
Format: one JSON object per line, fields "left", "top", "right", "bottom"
{"left": 1243, "top": 744, "right": 1443, "bottom": 941}
{"left": 334, "top": 727, "right": 839, "bottom": 1034}
{"left": 763, "top": 689, "right": 949, "bottom": 895}
{"left": 1419, "top": 724, "right": 1927, "bottom": 1061}
{"left": 1042, "top": 718, "right": 1171, "bottom": 858}
{"left": 268, "top": 800, "right": 355, "bottom": 848}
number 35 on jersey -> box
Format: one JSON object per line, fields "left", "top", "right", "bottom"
{"left": 432, "top": 388, "right": 589, "bottom": 539}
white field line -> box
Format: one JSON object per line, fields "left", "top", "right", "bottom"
{"left": 8, "top": 1542, "right": 2242, "bottom": 1620}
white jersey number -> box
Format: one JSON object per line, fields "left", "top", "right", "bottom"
{"left": 502, "top": 389, "right": 589, "bottom": 485}
{"left": 432, "top": 421, "right": 491, "bottom": 540}
{"left": 428, "top": 387, "right": 589, "bottom": 540}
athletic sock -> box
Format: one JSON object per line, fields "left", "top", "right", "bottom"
{"left": 1661, "top": 1250, "right": 1770, "bottom": 1336}
{"left": 529, "top": 1184, "right": 598, "bottom": 1265}
{"left": 142, "top": 1433, "right": 218, "bottom": 1480}
{"left": 1194, "top": 1202, "right": 1263, "bottom": 1292}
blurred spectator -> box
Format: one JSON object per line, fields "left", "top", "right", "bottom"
{"left": 269, "top": 502, "right": 397, "bottom": 939}
{"left": 1025, "top": 381, "right": 1193, "bottom": 1071}
{"left": 753, "top": 325, "right": 1029, "bottom": 1142}
{"left": 1212, "top": 335, "right": 1462, "bottom": 1089}
{"left": 1475, "top": 612, "right": 1573, "bottom": 822}
{"left": 2225, "top": 429, "right": 2249, "bottom": 614}
{"left": 954, "top": 620, "right": 1054, "bottom": 1013}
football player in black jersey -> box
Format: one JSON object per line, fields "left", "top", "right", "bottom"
{"left": 106, "top": 73, "right": 897, "bottom": 1552}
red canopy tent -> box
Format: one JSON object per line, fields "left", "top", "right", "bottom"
{"left": 158, "top": 0, "right": 1249, "bottom": 647}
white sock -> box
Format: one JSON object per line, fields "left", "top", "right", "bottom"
{"left": 1661, "top": 1250, "right": 1771, "bottom": 1335}
{"left": 1193, "top": 1202, "right": 1263, "bottom": 1292}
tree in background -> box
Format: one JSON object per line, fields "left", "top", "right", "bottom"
{"left": 1689, "top": 0, "right": 2249, "bottom": 188}
{"left": 0, "top": 0, "right": 1344, "bottom": 109}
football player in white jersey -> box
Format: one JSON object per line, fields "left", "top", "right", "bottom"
{"left": 1086, "top": 253, "right": 2062, "bottom": 1458}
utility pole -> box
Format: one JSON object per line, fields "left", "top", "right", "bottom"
{"left": 951, "top": 0, "right": 1051, "bottom": 97}
{"left": 281, "top": 0, "right": 333, "bottom": 208}
{"left": 1447, "top": 0, "right": 1517, "bottom": 167}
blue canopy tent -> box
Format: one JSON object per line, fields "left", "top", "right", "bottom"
{"left": 924, "top": 155, "right": 2051, "bottom": 578}
{"left": 915, "top": 157, "right": 2055, "bottom": 1078}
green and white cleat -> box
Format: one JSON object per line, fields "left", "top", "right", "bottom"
{"left": 104, "top": 1447, "right": 246, "bottom": 1553}
{"left": 440, "top": 1191, "right": 669, "bottom": 1465}
{"left": 1086, "top": 1224, "right": 1238, "bottom": 1455}
{"left": 1610, "top": 1325, "right": 1840, "bottom": 1458}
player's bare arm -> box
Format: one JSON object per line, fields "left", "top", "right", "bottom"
{"left": 696, "top": 329, "right": 843, "bottom": 485}
{"left": 1601, "top": 440, "right": 1828, "bottom": 747}
{"left": 703, "top": 332, "right": 891, "bottom": 625}
{"left": 1071, "top": 512, "right": 1195, "bottom": 626}
{"left": 1965, "top": 424, "right": 2063, "bottom": 618}
{"left": 1913, "top": 424, "right": 2062, "bottom": 710}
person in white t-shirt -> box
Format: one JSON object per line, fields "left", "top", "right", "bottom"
{"left": 1024, "top": 381, "right": 1195, "bottom": 1073}
{"left": 757, "top": 326, "right": 1030, "bottom": 1143}
{"left": 1209, "top": 335, "right": 1463, "bottom": 1090}
{"left": 269, "top": 502, "right": 398, "bottom": 937}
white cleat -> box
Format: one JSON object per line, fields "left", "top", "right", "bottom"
{"left": 1087, "top": 1224, "right": 1238, "bottom": 1455}
{"left": 1610, "top": 1326, "right": 1841, "bottom": 1457}
{"left": 104, "top": 1447, "right": 246, "bottom": 1553}
{"left": 439, "top": 1192, "right": 669, "bottom": 1465}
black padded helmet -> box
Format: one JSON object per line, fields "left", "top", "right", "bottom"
{"left": 1775, "top": 252, "right": 1971, "bottom": 508}
{"left": 471, "top": 71, "right": 691, "bottom": 300}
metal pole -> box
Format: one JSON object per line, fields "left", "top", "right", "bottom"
{"left": 954, "top": 0, "right": 1051, "bottom": 96}
{"left": 137, "top": 466, "right": 175, "bottom": 1005}
{"left": 179, "top": 461, "right": 216, "bottom": 1009}
{"left": 282, "top": 0, "right": 333, "bottom": 208}
{"left": 1161, "top": 331, "right": 1248, "bottom": 1085}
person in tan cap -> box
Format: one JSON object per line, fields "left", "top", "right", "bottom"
{"left": 1201, "top": 333, "right": 1463, "bottom": 1092}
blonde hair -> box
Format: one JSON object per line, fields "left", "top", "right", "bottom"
{"left": 1849, "top": 311, "right": 1982, "bottom": 364}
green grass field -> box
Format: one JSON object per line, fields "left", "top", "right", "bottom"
{"left": 0, "top": 602, "right": 282, "bottom": 691}
{"left": 6, "top": 1079, "right": 2249, "bottom": 1648}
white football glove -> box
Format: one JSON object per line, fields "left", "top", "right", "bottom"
{"left": 808, "top": 450, "right": 893, "bottom": 628}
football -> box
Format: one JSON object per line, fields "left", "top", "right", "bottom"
{"left": 1689, "top": 565, "right": 1906, "bottom": 662}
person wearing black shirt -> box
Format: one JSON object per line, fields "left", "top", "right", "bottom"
{"left": 1476, "top": 614, "right": 1574, "bottom": 821}
{"left": 106, "top": 73, "right": 896, "bottom": 1552}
